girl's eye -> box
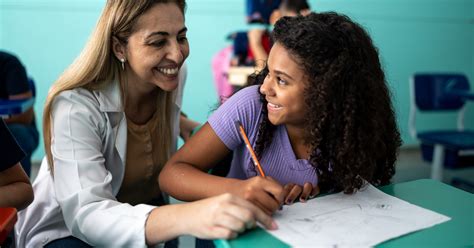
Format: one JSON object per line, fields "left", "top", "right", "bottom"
{"left": 277, "top": 77, "right": 287, "bottom": 85}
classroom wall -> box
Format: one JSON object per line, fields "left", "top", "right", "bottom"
{"left": 1, "top": 0, "right": 473, "bottom": 162}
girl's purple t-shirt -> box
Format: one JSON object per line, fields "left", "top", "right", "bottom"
{"left": 208, "top": 85, "right": 317, "bottom": 186}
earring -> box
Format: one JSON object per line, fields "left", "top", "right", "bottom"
{"left": 120, "top": 58, "right": 126, "bottom": 70}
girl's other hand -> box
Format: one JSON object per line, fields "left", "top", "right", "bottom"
{"left": 282, "top": 182, "right": 320, "bottom": 204}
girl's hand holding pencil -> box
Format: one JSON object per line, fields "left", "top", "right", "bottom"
{"left": 233, "top": 120, "right": 319, "bottom": 214}
{"left": 233, "top": 121, "right": 285, "bottom": 215}
{"left": 228, "top": 176, "right": 285, "bottom": 215}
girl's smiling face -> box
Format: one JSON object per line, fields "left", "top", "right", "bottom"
{"left": 260, "top": 42, "right": 308, "bottom": 128}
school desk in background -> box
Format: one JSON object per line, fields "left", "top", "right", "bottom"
{"left": 214, "top": 179, "right": 473, "bottom": 247}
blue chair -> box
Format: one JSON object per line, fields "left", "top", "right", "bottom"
{"left": 0, "top": 78, "right": 36, "bottom": 117}
{"left": 409, "top": 73, "right": 474, "bottom": 182}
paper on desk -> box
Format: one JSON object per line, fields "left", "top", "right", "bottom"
{"left": 267, "top": 184, "right": 450, "bottom": 247}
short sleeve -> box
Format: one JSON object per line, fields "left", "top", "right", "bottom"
{"left": 0, "top": 119, "right": 25, "bottom": 171}
{"left": 208, "top": 85, "right": 263, "bottom": 150}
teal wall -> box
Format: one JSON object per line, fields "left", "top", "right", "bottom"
{"left": 1, "top": 0, "right": 473, "bottom": 161}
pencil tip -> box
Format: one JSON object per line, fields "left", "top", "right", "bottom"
{"left": 234, "top": 120, "right": 242, "bottom": 129}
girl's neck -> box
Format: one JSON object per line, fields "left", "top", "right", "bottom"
{"left": 286, "top": 124, "right": 311, "bottom": 160}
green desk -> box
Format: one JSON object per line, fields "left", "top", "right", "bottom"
{"left": 214, "top": 179, "right": 473, "bottom": 247}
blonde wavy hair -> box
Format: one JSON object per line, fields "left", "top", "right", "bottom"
{"left": 43, "top": 0, "right": 186, "bottom": 172}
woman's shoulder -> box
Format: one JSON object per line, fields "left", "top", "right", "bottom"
{"left": 52, "top": 86, "right": 110, "bottom": 124}
{"left": 54, "top": 79, "right": 119, "bottom": 108}
{"left": 51, "top": 87, "right": 109, "bottom": 135}
{"left": 54, "top": 87, "right": 100, "bottom": 109}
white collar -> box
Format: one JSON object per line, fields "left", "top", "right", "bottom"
{"left": 96, "top": 79, "right": 123, "bottom": 112}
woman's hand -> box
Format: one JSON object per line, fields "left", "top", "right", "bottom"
{"left": 145, "top": 193, "right": 277, "bottom": 245}
{"left": 282, "top": 182, "right": 320, "bottom": 205}
{"left": 229, "top": 176, "right": 285, "bottom": 215}
{"left": 179, "top": 114, "right": 200, "bottom": 141}
{"left": 185, "top": 193, "right": 278, "bottom": 240}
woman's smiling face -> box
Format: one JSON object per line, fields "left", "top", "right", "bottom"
{"left": 123, "top": 2, "right": 189, "bottom": 92}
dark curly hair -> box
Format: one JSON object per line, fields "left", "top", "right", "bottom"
{"left": 251, "top": 12, "right": 402, "bottom": 194}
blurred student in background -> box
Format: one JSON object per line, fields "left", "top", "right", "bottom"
{"left": 247, "top": 0, "right": 311, "bottom": 64}
{"left": 0, "top": 118, "right": 34, "bottom": 210}
{"left": 0, "top": 51, "right": 39, "bottom": 176}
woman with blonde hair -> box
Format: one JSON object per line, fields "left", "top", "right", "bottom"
{"left": 15, "top": 0, "right": 276, "bottom": 247}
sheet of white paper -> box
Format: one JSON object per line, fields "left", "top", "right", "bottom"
{"left": 267, "top": 184, "right": 450, "bottom": 247}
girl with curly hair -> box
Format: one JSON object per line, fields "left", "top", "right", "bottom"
{"left": 160, "top": 12, "right": 401, "bottom": 215}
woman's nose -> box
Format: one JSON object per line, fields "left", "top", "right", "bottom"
{"left": 167, "top": 42, "right": 185, "bottom": 63}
